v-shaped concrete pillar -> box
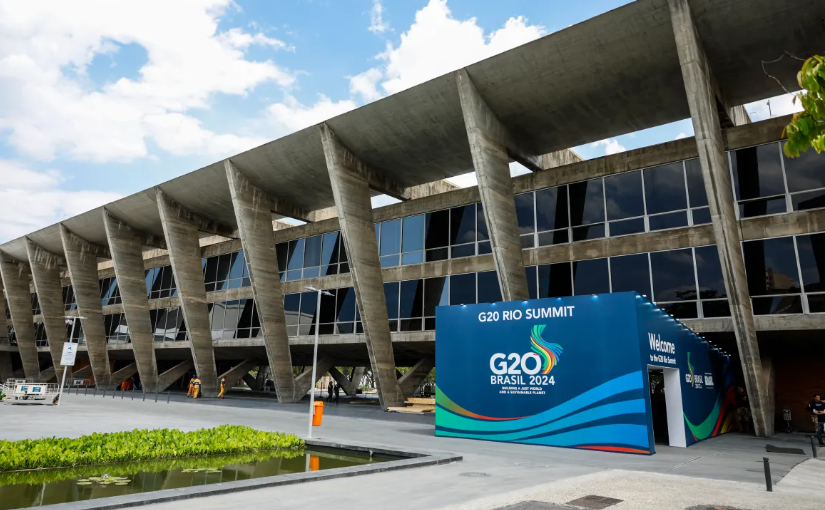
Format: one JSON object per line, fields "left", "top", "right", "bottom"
{"left": 0, "top": 256, "right": 40, "bottom": 378}
{"left": 26, "top": 240, "right": 70, "bottom": 382}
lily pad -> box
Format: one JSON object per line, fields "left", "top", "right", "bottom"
{"left": 76, "top": 482, "right": 92, "bottom": 486}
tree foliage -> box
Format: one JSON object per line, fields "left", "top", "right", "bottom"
{"left": 784, "top": 55, "right": 825, "bottom": 157}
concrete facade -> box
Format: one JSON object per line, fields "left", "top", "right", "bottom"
{"left": 0, "top": 256, "right": 40, "bottom": 378}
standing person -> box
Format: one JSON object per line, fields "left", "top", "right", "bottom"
{"left": 192, "top": 377, "right": 201, "bottom": 399}
{"left": 808, "top": 394, "right": 825, "bottom": 446}
{"left": 218, "top": 377, "right": 226, "bottom": 399}
{"left": 327, "top": 380, "right": 334, "bottom": 403}
{"left": 334, "top": 383, "right": 340, "bottom": 405}
{"left": 736, "top": 387, "right": 752, "bottom": 434}
{"left": 186, "top": 376, "right": 195, "bottom": 398}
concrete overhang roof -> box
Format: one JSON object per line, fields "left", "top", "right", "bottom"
{"left": 2, "top": 0, "right": 822, "bottom": 263}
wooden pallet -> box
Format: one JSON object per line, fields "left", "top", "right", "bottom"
{"left": 387, "top": 397, "right": 436, "bottom": 414}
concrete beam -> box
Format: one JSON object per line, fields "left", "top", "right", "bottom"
{"left": 456, "top": 68, "right": 531, "bottom": 301}
{"left": 156, "top": 359, "right": 194, "bottom": 392}
{"left": 669, "top": 0, "right": 770, "bottom": 436}
{"left": 156, "top": 190, "right": 219, "bottom": 397}
{"left": 219, "top": 358, "right": 257, "bottom": 387}
{"left": 0, "top": 255, "right": 39, "bottom": 378}
{"left": 60, "top": 225, "right": 112, "bottom": 388}
{"left": 541, "top": 149, "right": 583, "bottom": 170}
{"left": 225, "top": 160, "right": 298, "bottom": 403}
{"left": 242, "top": 372, "right": 261, "bottom": 391}
{"left": 397, "top": 357, "right": 435, "bottom": 398}
{"left": 26, "top": 239, "right": 70, "bottom": 382}
{"left": 320, "top": 123, "right": 404, "bottom": 409}
{"left": 328, "top": 366, "right": 364, "bottom": 396}
{"left": 109, "top": 362, "right": 138, "bottom": 388}
{"left": 293, "top": 357, "right": 335, "bottom": 398}
{"left": 155, "top": 187, "right": 238, "bottom": 239}
{"left": 102, "top": 210, "right": 160, "bottom": 392}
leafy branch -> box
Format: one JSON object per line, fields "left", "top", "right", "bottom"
{"left": 784, "top": 54, "right": 825, "bottom": 157}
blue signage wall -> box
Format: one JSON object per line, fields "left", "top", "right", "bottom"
{"left": 435, "top": 293, "right": 736, "bottom": 454}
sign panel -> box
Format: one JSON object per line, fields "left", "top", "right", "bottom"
{"left": 60, "top": 342, "right": 77, "bottom": 366}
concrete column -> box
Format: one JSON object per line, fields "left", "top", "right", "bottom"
{"left": 225, "top": 160, "right": 297, "bottom": 403}
{"left": 26, "top": 240, "right": 70, "bottom": 381}
{"left": 455, "top": 68, "right": 532, "bottom": 301}
{"left": 102, "top": 211, "right": 160, "bottom": 392}
{"left": 0, "top": 256, "right": 40, "bottom": 378}
{"left": 60, "top": 226, "right": 112, "bottom": 388}
{"left": 157, "top": 359, "right": 194, "bottom": 391}
{"left": 219, "top": 358, "right": 257, "bottom": 387}
{"left": 156, "top": 190, "right": 219, "bottom": 397}
{"left": 669, "top": 0, "right": 771, "bottom": 436}
{"left": 319, "top": 123, "right": 404, "bottom": 409}
{"left": 0, "top": 351, "right": 14, "bottom": 381}
{"left": 110, "top": 362, "right": 138, "bottom": 387}
{"left": 397, "top": 357, "right": 435, "bottom": 398}
{"left": 328, "top": 366, "right": 365, "bottom": 396}
{"left": 293, "top": 357, "right": 335, "bottom": 398}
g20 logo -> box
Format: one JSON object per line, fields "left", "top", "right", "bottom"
{"left": 489, "top": 352, "right": 542, "bottom": 375}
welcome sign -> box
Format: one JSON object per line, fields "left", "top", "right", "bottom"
{"left": 434, "top": 292, "right": 736, "bottom": 455}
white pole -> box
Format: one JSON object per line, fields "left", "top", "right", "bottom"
{"left": 307, "top": 289, "right": 322, "bottom": 438}
{"left": 56, "top": 318, "right": 77, "bottom": 407}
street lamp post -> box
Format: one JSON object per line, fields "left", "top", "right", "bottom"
{"left": 305, "top": 286, "right": 333, "bottom": 438}
{"left": 57, "top": 316, "right": 85, "bottom": 406}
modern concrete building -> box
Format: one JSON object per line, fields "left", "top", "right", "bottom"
{"left": 0, "top": 0, "right": 822, "bottom": 434}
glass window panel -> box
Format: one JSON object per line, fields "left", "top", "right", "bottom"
{"left": 423, "top": 277, "right": 448, "bottom": 316}
{"left": 426, "top": 248, "right": 449, "bottom": 262}
{"left": 538, "top": 263, "right": 573, "bottom": 298}
{"left": 694, "top": 245, "right": 727, "bottom": 299}
{"left": 203, "top": 256, "right": 219, "bottom": 284}
{"left": 569, "top": 180, "right": 605, "bottom": 226}
{"left": 424, "top": 317, "right": 437, "bottom": 331}
{"left": 302, "top": 266, "right": 321, "bottom": 278}
{"left": 731, "top": 144, "right": 785, "bottom": 200}
{"left": 477, "top": 203, "right": 488, "bottom": 241}
{"left": 276, "top": 243, "right": 289, "bottom": 272}
{"left": 337, "top": 323, "right": 354, "bottom": 334}
{"left": 336, "top": 287, "right": 357, "bottom": 322}
{"left": 304, "top": 235, "right": 323, "bottom": 267}
{"left": 215, "top": 255, "right": 232, "bottom": 283}
{"left": 401, "top": 251, "right": 424, "bottom": 265}
{"left": 379, "top": 220, "right": 401, "bottom": 256}
{"left": 520, "top": 235, "right": 535, "bottom": 249}
{"left": 283, "top": 293, "right": 301, "bottom": 327}
{"left": 692, "top": 207, "right": 711, "bottom": 225}
{"left": 450, "top": 205, "right": 476, "bottom": 245}
{"left": 605, "top": 171, "right": 644, "bottom": 220}
{"left": 610, "top": 254, "right": 651, "bottom": 297}
{"left": 425, "top": 210, "right": 450, "bottom": 248}
{"left": 514, "top": 193, "right": 535, "bottom": 235}
{"left": 795, "top": 233, "right": 825, "bottom": 293}
{"left": 399, "top": 280, "right": 424, "bottom": 319}
{"left": 738, "top": 197, "right": 787, "bottom": 218}
{"left": 237, "top": 299, "right": 255, "bottom": 330}
{"left": 792, "top": 189, "right": 825, "bottom": 211}
{"left": 743, "top": 237, "right": 801, "bottom": 296}
{"left": 299, "top": 291, "right": 318, "bottom": 326}
{"left": 702, "top": 299, "right": 731, "bottom": 318}
{"left": 400, "top": 318, "right": 423, "bottom": 331}
{"left": 538, "top": 229, "right": 569, "bottom": 247}
{"left": 340, "top": 239, "right": 348, "bottom": 263}
{"left": 526, "top": 266, "right": 538, "bottom": 300}
{"left": 451, "top": 244, "right": 475, "bottom": 258}
{"left": 650, "top": 249, "right": 697, "bottom": 301}
{"left": 752, "top": 295, "right": 802, "bottom": 315}
{"left": 402, "top": 215, "right": 425, "bottom": 253}
{"left": 644, "top": 163, "right": 687, "bottom": 214}
{"left": 380, "top": 255, "right": 400, "bottom": 268}
{"left": 228, "top": 252, "right": 245, "bottom": 280}
{"left": 536, "top": 186, "right": 569, "bottom": 232}
{"left": 387, "top": 320, "right": 398, "bottom": 333}
{"left": 450, "top": 273, "right": 477, "bottom": 306}
{"left": 384, "top": 282, "right": 399, "bottom": 319}
{"left": 477, "top": 241, "right": 492, "bottom": 255}
{"left": 163, "top": 308, "right": 180, "bottom": 340}
{"left": 783, "top": 144, "right": 825, "bottom": 193}
{"left": 572, "top": 258, "right": 609, "bottom": 295}
{"left": 223, "top": 300, "right": 243, "bottom": 333}
{"left": 609, "top": 218, "right": 645, "bottom": 237}
{"left": 287, "top": 239, "right": 305, "bottom": 271}
{"left": 571, "top": 223, "right": 605, "bottom": 241}
{"left": 144, "top": 270, "right": 156, "bottom": 296}
{"left": 319, "top": 290, "right": 337, "bottom": 324}
{"left": 648, "top": 211, "right": 688, "bottom": 231}
{"left": 477, "top": 271, "right": 502, "bottom": 304}
{"left": 321, "top": 232, "right": 340, "bottom": 266}
{"left": 807, "top": 294, "right": 825, "bottom": 313}
{"left": 286, "top": 270, "right": 302, "bottom": 281}
{"left": 209, "top": 303, "right": 225, "bottom": 332}
{"left": 658, "top": 301, "right": 698, "bottom": 319}
{"left": 321, "top": 264, "right": 338, "bottom": 276}
{"left": 685, "top": 158, "right": 708, "bottom": 208}
{"left": 153, "top": 308, "right": 168, "bottom": 340}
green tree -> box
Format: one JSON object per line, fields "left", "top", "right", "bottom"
{"left": 784, "top": 55, "right": 825, "bottom": 157}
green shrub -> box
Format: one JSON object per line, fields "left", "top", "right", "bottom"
{"left": 0, "top": 425, "right": 304, "bottom": 472}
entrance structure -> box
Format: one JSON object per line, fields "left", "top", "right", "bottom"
{"left": 434, "top": 293, "right": 735, "bottom": 454}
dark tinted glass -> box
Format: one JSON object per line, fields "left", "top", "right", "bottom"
{"left": 795, "top": 233, "right": 825, "bottom": 293}
{"left": 229, "top": 252, "right": 245, "bottom": 280}
{"left": 738, "top": 197, "right": 786, "bottom": 218}
{"left": 610, "top": 254, "right": 651, "bottom": 297}
{"left": 648, "top": 211, "right": 688, "bottom": 231}
{"left": 743, "top": 237, "right": 801, "bottom": 296}
{"left": 650, "top": 249, "right": 697, "bottom": 301}
{"left": 451, "top": 244, "right": 475, "bottom": 258}
{"left": 572, "top": 258, "right": 609, "bottom": 295}
{"left": 538, "top": 229, "right": 569, "bottom": 246}
{"left": 792, "top": 189, "right": 825, "bottom": 211}
{"left": 321, "top": 231, "right": 340, "bottom": 265}
{"left": 380, "top": 220, "right": 401, "bottom": 256}
{"left": 569, "top": 180, "right": 604, "bottom": 226}
{"left": 304, "top": 235, "right": 323, "bottom": 267}
{"left": 300, "top": 291, "right": 318, "bottom": 323}
{"left": 425, "top": 210, "right": 450, "bottom": 248}
{"left": 450, "top": 273, "right": 476, "bottom": 305}
{"left": 605, "top": 171, "right": 644, "bottom": 220}
{"left": 215, "top": 255, "right": 231, "bottom": 283}
{"left": 694, "top": 245, "right": 727, "bottom": 299}
{"left": 538, "top": 263, "right": 572, "bottom": 298}
{"left": 514, "top": 192, "right": 535, "bottom": 235}
{"left": 336, "top": 287, "right": 357, "bottom": 322}
{"left": 685, "top": 159, "right": 708, "bottom": 207}
{"left": 644, "top": 163, "right": 687, "bottom": 214}
{"left": 203, "top": 256, "right": 219, "bottom": 283}
{"left": 784, "top": 147, "right": 825, "bottom": 193}
{"left": 731, "top": 144, "right": 785, "bottom": 200}
{"left": 319, "top": 291, "right": 336, "bottom": 324}
{"left": 477, "top": 203, "right": 489, "bottom": 242}
{"left": 571, "top": 223, "right": 605, "bottom": 241}
{"left": 276, "top": 242, "right": 289, "bottom": 272}
{"left": 450, "top": 205, "right": 476, "bottom": 245}
{"left": 287, "top": 239, "right": 304, "bottom": 271}
{"left": 423, "top": 277, "right": 448, "bottom": 316}
{"left": 402, "top": 215, "right": 424, "bottom": 252}
{"left": 702, "top": 299, "right": 731, "bottom": 317}
{"left": 658, "top": 301, "right": 698, "bottom": 319}
{"left": 384, "top": 282, "right": 399, "bottom": 319}
{"left": 526, "top": 266, "right": 538, "bottom": 300}
{"left": 609, "top": 218, "right": 645, "bottom": 237}
{"left": 477, "top": 271, "right": 502, "bottom": 303}
{"left": 752, "top": 295, "right": 802, "bottom": 315}
{"left": 159, "top": 266, "right": 174, "bottom": 291}
{"left": 536, "top": 186, "right": 569, "bottom": 231}
{"left": 238, "top": 300, "right": 255, "bottom": 329}
{"left": 807, "top": 294, "right": 825, "bottom": 313}
{"left": 283, "top": 293, "right": 300, "bottom": 318}
{"left": 692, "top": 207, "right": 711, "bottom": 225}
{"left": 399, "top": 280, "right": 424, "bottom": 318}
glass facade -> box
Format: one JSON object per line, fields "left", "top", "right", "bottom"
{"left": 202, "top": 251, "right": 251, "bottom": 292}
{"left": 34, "top": 321, "right": 47, "bottom": 347}
{"left": 104, "top": 313, "right": 130, "bottom": 344}
{"left": 31, "top": 293, "right": 40, "bottom": 315}
{"left": 276, "top": 231, "right": 348, "bottom": 281}
{"left": 150, "top": 307, "right": 188, "bottom": 342}
{"left": 65, "top": 319, "right": 85, "bottom": 345}
{"left": 62, "top": 286, "right": 77, "bottom": 312}
{"left": 209, "top": 299, "right": 262, "bottom": 339}
{"left": 283, "top": 287, "right": 360, "bottom": 337}
{"left": 145, "top": 265, "right": 177, "bottom": 299}
{"left": 7, "top": 326, "right": 17, "bottom": 346}
{"left": 99, "top": 276, "right": 122, "bottom": 306}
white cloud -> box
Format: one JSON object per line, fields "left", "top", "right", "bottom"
{"left": 746, "top": 92, "right": 803, "bottom": 121}
{"left": 445, "top": 162, "right": 532, "bottom": 188}
{"left": 590, "top": 138, "right": 626, "bottom": 156}
{"left": 675, "top": 132, "right": 688, "bottom": 140}
{"left": 267, "top": 95, "right": 358, "bottom": 134}
{"left": 0, "top": 160, "right": 121, "bottom": 241}
{"left": 0, "top": 0, "right": 295, "bottom": 163}
{"left": 349, "top": 0, "right": 545, "bottom": 102}
{"left": 143, "top": 113, "right": 267, "bottom": 157}
{"left": 368, "top": 0, "right": 389, "bottom": 34}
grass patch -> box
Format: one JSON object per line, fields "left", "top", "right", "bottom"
{"left": 0, "top": 425, "right": 304, "bottom": 472}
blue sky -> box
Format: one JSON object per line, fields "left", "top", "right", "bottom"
{"left": 0, "top": 0, "right": 798, "bottom": 241}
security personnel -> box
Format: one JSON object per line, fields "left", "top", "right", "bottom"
{"left": 218, "top": 377, "right": 226, "bottom": 399}
{"left": 186, "top": 375, "right": 196, "bottom": 398}
{"left": 192, "top": 377, "right": 202, "bottom": 399}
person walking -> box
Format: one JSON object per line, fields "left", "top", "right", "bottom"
{"left": 186, "top": 375, "right": 195, "bottom": 398}
{"left": 218, "top": 377, "right": 226, "bottom": 399}
{"left": 192, "top": 377, "right": 201, "bottom": 399}
{"left": 327, "top": 380, "right": 334, "bottom": 403}
{"left": 333, "top": 382, "right": 340, "bottom": 405}
{"left": 808, "top": 394, "right": 825, "bottom": 446}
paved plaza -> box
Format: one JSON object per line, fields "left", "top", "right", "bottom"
{"left": 2, "top": 393, "right": 825, "bottom": 509}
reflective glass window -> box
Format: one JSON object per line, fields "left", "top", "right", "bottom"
{"left": 569, "top": 180, "right": 604, "bottom": 226}
{"left": 609, "top": 218, "right": 645, "bottom": 237}
{"left": 792, "top": 189, "right": 825, "bottom": 211}
{"left": 526, "top": 266, "right": 538, "bottom": 300}
{"left": 605, "top": 171, "right": 644, "bottom": 220}
{"left": 399, "top": 280, "right": 424, "bottom": 319}
{"left": 644, "top": 163, "right": 687, "bottom": 214}
{"left": 658, "top": 301, "right": 698, "bottom": 319}
{"left": 276, "top": 242, "right": 289, "bottom": 272}
{"left": 784, "top": 147, "right": 825, "bottom": 193}
{"left": 795, "top": 233, "right": 825, "bottom": 293}
{"left": 610, "top": 254, "right": 651, "bottom": 297}
{"left": 752, "top": 295, "right": 803, "bottom": 315}
{"left": 384, "top": 282, "right": 399, "bottom": 319}
{"left": 402, "top": 215, "right": 425, "bottom": 253}
{"left": 321, "top": 231, "right": 341, "bottom": 266}
{"left": 450, "top": 273, "right": 476, "bottom": 306}
{"left": 535, "top": 186, "right": 569, "bottom": 232}
{"left": 538, "top": 263, "right": 572, "bottom": 298}
{"left": 380, "top": 220, "right": 401, "bottom": 256}
{"left": 450, "top": 205, "right": 476, "bottom": 245}
{"left": 739, "top": 197, "right": 787, "bottom": 218}
{"left": 335, "top": 287, "right": 357, "bottom": 323}
{"left": 423, "top": 277, "right": 448, "bottom": 317}
{"left": 571, "top": 223, "right": 605, "bottom": 241}
{"left": 692, "top": 207, "right": 711, "bottom": 225}
{"left": 304, "top": 235, "right": 323, "bottom": 268}
{"left": 650, "top": 249, "right": 696, "bottom": 301}
{"left": 514, "top": 193, "right": 535, "bottom": 235}
{"left": 287, "top": 239, "right": 305, "bottom": 271}
{"left": 694, "top": 245, "right": 727, "bottom": 299}
{"left": 477, "top": 203, "right": 489, "bottom": 242}
{"left": 685, "top": 159, "right": 708, "bottom": 208}
{"left": 648, "top": 211, "right": 688, "bottom": 231}
{"left": 743, "top": 237, "right": 801, "bottom": 296}
{"left": 477, "top": 271, "right": 502, "bottom": 304}
{"left": 425, "top": 210, "right": 450, "bottom": 249}
{"left": 572, "top": 258, "right": 609, "bottom": 295}
{"left": 731, "top": 144, "right": 785, "bottom": 200}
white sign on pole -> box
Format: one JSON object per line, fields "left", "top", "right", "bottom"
{"left": 60, "top": 342, "right": 77, "bottom": 366}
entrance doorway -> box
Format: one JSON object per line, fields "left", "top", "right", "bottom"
{"left": 647, "top": 366, "right": 686, "bottom": 448}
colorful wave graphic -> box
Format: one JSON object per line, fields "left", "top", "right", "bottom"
{"left": 530, "top": 324, "right": 563, "bottom": 375}
{"left": 684, "top": 366, "right": 737, "bottom": 441}
{"left": 687, "top": 352, "right": 695, "bottom": 387}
